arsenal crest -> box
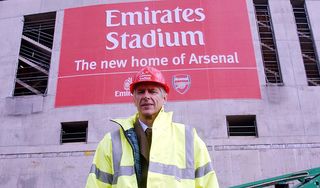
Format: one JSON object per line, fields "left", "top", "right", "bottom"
{"left": 172, "top": 74, "right": 191, "bottom": 94}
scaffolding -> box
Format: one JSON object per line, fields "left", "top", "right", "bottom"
{"left": 14, "top": 12, "right": 56, "bottom": 96}
{"left": 291, "top": 0, "right": 320, "bottom": 86}
{"left": 254, "top": 0, "right": 283, "bottom": 85}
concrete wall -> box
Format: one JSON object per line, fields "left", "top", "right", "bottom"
{"left": 0, "top": 0, "right": 320, "bottom": 187}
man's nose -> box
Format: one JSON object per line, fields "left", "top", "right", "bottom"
{"left": 143, "top": 91, "right": 151, "bottom": 98}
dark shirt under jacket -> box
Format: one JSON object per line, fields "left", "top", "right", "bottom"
{"left": 134, "top": 120, "right": 152, "bottom": 188}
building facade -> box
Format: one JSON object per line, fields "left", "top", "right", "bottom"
{"left": 0, "top": 0, "right": 320, "bottom": 187}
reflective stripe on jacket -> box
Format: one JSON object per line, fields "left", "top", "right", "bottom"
{"left": 86, "top": 109, "right": 219, "bottom": 188}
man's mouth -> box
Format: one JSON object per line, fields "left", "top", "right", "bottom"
{"left": 141, "top": 103, "right": 153, "bottom": 107}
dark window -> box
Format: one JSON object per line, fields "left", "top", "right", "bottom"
{"left": 14, "top": 12, "right": 56, "bottom": 96}
{"left": 291, "top": 0, "right": 320, "bottom": 86}
{"left": 275, "top": 184, "right": 289, "bottom": 188}
{"left": 60, "top": 121, "right": 88, "bottom": 144}
{"left": 227, "top": 115, "right": 258, "bottom": 137}
{"left": 253, "top": 0, "right": 283, "bottom": 85}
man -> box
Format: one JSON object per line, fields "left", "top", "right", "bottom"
{"left": 86, "top": 66, "right": 219, "bottom": 188}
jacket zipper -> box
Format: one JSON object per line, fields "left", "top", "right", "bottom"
{"left": 110, "top": 120, "right": 135, "bottom": 154}
{"left": 110, "top": 120, "right": 139, "bottom": 183}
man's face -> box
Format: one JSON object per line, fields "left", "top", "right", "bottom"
{"left": 133, "top": 83, "right": 167, "bottom": 120}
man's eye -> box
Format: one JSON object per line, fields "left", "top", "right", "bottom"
{"left": 137, "top": 90, "right": 145, "bottom": 94}
{"left": 149, "top": 90, "right": 157, "bottom": 94}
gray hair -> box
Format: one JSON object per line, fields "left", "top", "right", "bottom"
{"left": 133, "top": 85, "right": 167, "bottom": 98}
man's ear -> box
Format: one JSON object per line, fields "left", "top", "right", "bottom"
{"left": 163, "top": 93, "right": 168, "bottom": 102}
{"left": 132, "top": 93, "right": 138, "bottom": 107}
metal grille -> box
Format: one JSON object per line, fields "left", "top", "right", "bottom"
{"left": 60, "top": 121, "right": 88, "bottom": 144}
{"left": 291, "top": 0, "right": 320, "bottom": 86}
{"left": 227, "top": 115, "right": 258, "bottom": 137}
{"left": 14, "top": 12, "right": 56, "bottom": 96}
{"left": 254, "top": 0, "right": 283, "bottom": 85}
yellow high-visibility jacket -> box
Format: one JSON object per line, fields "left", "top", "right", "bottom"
{"left": 86, "top": 109, "right": 219, "bottom": 188}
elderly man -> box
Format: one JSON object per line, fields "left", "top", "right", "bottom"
{"left": 86, "top": 66, "right": 219, "bottom": 188}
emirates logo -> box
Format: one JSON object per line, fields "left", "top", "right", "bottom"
{"left": 123, "top": 77, "right": 133, "bottom": 91}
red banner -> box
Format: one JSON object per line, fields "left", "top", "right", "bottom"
{"left": 56, "top": 0, "right": 261, "bottom": 107}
